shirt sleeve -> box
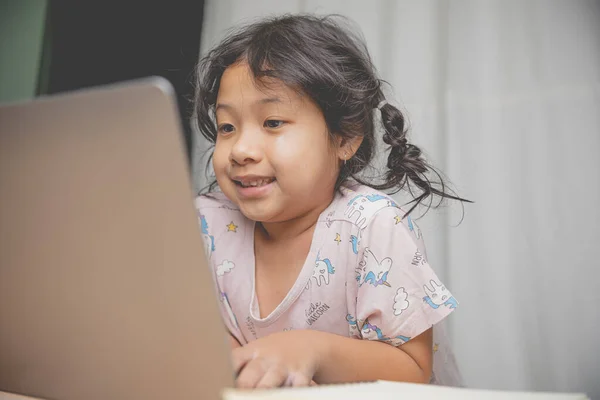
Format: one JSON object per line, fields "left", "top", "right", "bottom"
{"left": 349, "top": 206, "right": 457, "bottom": 347}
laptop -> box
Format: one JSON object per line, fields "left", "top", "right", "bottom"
{"left": 0, "top": 77, "right": 233, "bottom": 400}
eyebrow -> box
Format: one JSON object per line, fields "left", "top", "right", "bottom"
{"left": 215, "top": 97, "right": 282, "bottom": 112}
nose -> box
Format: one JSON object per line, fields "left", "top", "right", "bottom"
{"left": 229, "top": 127, "right": 263, "bottom": 166}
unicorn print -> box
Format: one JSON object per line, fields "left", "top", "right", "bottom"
{"left": 360, "top": 319, "right": 411, "bottom": 345}
{"left": 391, "top": 334, "right": 412, "bottom": 345}
{"left": 423, "top": 279, "right": 458, "bottom": 309}
{"left": 361, "top": 319, "right": 387, "bottom": 340}
{"left": 305, "top": 253, "right": 335, "bottom": 289}
{"left": 346, "top": 314, "right": 361, "bottom": 336}
{"left": 356, "top": 247, "right": 392, "bottom": 287}
{"left": 346, "top": 314, "right": 358, "bottom": 327}
{"left": 406, "top": 215, "right": 422, "bottom": 239}
{"left": 345, "top": 194, "right": 398, "bottom": 230}
{"left": 350, "top": 235, "right": 360, "bottom": 254}
{"left": 198, "top": 213, "right": 215, "bottom": 258}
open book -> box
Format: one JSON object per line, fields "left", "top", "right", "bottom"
{"left": 222, "top": 381, "right": 590, "bottom": 400}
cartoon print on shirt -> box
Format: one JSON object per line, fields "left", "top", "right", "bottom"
{"left": 411, "top": 249, "right": 426, "bottom": 267}
{"left": 393, "top": 287, "right": 410, "bottom": 316}
{"left": 356, "top": 247, "right": 392, "bottom": 287}
{"left": 334, "top": 233, "right": 342, "bottom": 244}
{"left": 391, "top": 334, "right": 412, "bottom": 345}
{"left": 345, "top": 194, "right": 398, "bottom": 230}
{"left": 406, "top": 215, "right": 422, "bottom": 239}
{"left": 347, "top": 314, "right": 358, "bottom": 327}
{"left": 347, "top": 314, "right": 410, "bottom": 344}
{"left": 346, "top": 314, "right": 361, "bottom": 336}
{"left": 198, "top": 212, "right": 215, "bottom": 258}
{"left": 350, "top": 235, "right": 360, "bottom": 254}
{"left": 361, "top": 319, "right": 411, "bottom": 345}
{"left": 305, "top": 302, "right": 330, "bottom": 326}
{"left": 305, "top": 252, "right": 335, "bottom": 290}
{"left": 361, "top": 319, "right": 387, "bottom": 340}
{"left": 423, "top": 279, "right": 458, "bottom": 309}
{"left": 216, "top": 260, "right": 235, "bottom": 276}
{"left": 325, "top": 210, "right": 351, "bottom": 229}
{"left": 325, "top": 210, "right": 338, "bottom": 228}
{"left": 226, "top": 221, "right": 238, "bottom": 232}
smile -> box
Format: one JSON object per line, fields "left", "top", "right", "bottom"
{"left": 234, "top": 177, "right": 276, "bottom": 188}
{"left": 231, "top": 175, "right": 276, "bottom": 199}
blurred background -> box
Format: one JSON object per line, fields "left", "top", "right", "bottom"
{"left": 2, "top": 0, "right": 599, "bottom": 398}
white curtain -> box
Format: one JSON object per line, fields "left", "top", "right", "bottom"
{"left": 192, "top": 1, "right": 600, "bottom": 397}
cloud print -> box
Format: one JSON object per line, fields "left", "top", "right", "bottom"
{"left": 216, "top": 260, "right": 235, "bottom": 276}
{"left": 393, "top": 287, "right": 410, "bottom": 316}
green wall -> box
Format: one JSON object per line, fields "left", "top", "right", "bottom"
{"left": 0, "top": 0, "right": 47, "bottom": 104}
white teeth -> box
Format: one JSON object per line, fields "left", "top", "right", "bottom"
{"left": 241, "top": 179, "right": 272, "bottom": 188}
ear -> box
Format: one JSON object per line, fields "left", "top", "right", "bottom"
{"left": 335, "top": 135, "right": 364, "bottom": 162}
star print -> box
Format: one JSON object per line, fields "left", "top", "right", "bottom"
{"left": 433, "top": 343, "right": 439, "bottom": 353}
{"left": 334, "top": 233, "right": 341, "bottom": 244}
{"left": 226, "top": 222, "right": 238, "bottom": 232}
{"left": 394, "top": 215, "right": 402, "bottom": 224}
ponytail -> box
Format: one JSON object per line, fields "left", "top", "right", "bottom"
{"left": 359, "top": 100, "right": 472, "bottom": 217}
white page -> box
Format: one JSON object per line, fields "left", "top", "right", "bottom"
{"left": 222, "top": 381, "right": 590, "bottom": 400}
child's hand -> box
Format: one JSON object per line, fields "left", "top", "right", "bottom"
{"left": 231, "top": 330, "right": 324, "bottom": 389}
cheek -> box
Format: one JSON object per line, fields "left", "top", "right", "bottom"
{"left": 270, "top": 131, "right": 335, "bottom": 171}
{"left": 274, "top": 139, "right": 337, "bottom": 193}
{"left": 212, "top": 142, "right": 229, "bottom": 173}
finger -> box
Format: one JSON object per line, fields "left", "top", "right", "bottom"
{"left": 231, "top": 347, "right": 254, "bottom": 376}
{"left": 287, "top": 372, "right": 312, "bottom": 387}
{"left": 310, "top": 380, "right": 318, "bottom": 386}
{"left": 236, "top": 358, "right": 267, "bottom": 389}
{"left": 255, "top": 365, "right": 288, "bottom": 389}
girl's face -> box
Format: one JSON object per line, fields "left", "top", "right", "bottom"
{"left": 212, "top": 62, "right": 343, "bottom": 223}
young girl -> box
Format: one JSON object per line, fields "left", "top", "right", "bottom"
{"left": 193, "top": 14, "right": 469, "bottom": 389}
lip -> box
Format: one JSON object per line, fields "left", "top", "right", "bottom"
{"left": 231, "top": 175, "right": 276, "bottom": 199}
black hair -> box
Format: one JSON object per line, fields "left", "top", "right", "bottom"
{"left": 194, "top": 14, "right": 471, "bottom": 217}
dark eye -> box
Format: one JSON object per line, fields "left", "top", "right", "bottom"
{"left": 264, "top": 120, "right": 285, "bottom": 129}
{"left": 218, "top": 124, "right": 235, "bottom": 134}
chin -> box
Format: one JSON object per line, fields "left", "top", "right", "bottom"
{"left": 237, "top": 203, "right": 279, "bottom": 223}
